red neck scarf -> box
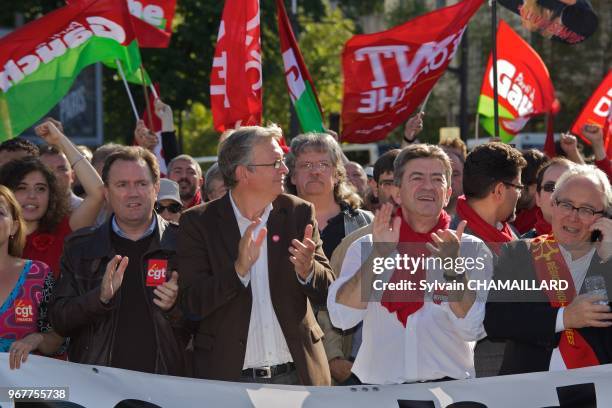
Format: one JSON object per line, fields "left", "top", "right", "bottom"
{"left": 534, "top": 207, "right": 552, "bottom": 236}
{"left": 380, "top": 208, "right": 451, "bottom": 327}
{"left": 531, "top": 235, "right": 599, "bottom": 369}
{"left": 456, "top": 195, "right": 514, "bottom": 255}
{"left": 513, "top": 205, "right": 539, "bottom": 235}
{"left": 187, "top": 189, "right": 203, "bottom": 209}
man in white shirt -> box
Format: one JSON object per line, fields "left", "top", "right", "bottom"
{"left": 328, "top": 144, "right": 492, "bottom": 384}
{"left": 485, "top": 164, "right": 612, "bottom": 374}
{"left": 178, "top": 125, "right": 334, "bottom": 385}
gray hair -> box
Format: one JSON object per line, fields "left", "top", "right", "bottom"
{"left": 167, "top": 154, "right": 202, "bottom": 179}
{"left": 204, "top": 162, "right": 224, "bottom": 195}
{"left": 218, "top": 125, "right": 282, "bottom": 189}
{"left": 285, "top": 132, "right": 362, "bottom": 209}
{"left": 551, "top": 164, "right": 612, "bottom": 212}
{"left": 394, "top": 144, "right": 452, "bottom": 186}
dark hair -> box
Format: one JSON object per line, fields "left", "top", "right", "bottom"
{"left": 463, "top": 143, "right": 527, "bottom": 199}
{"left": 394, "top": 144, "right": 452, "bottom": 186}
{"left": 0, "top": 185, "right": 27, "bottom": 256}
{"left": 521, "top": 149, "right": 548, "bottom": 186}
{"left": 373, "top": 149, "right": 401, "bottom": 183}
{"left": 91, "top": 143, "right": 123, "bottom": 169}
{"left": 0, "top": 158, "right": 69, "bottom": 232}
{"left": 535, "top": 157, "right": 574, "bottom": 192}
{"left": 102, "top": 146, "right": 160, "bottom": 185}
{"left": 0, "top": 138, "right": 39, "bottom": 157}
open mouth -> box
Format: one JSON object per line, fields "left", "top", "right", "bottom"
{"left": 126, "top": 203, "right": 141, "bottom": 208}
{"left": 562, "top": 226, "right": 580, "bottom": 234}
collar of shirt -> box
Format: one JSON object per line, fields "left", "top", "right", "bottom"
{"left": 228, "top": 191, "right": 273, "bottom": 230}
{"left": 111, "top": 214, "right": 157, "bottom": 241}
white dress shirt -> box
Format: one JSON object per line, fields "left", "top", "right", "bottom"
{"left": 327, "top": 232, "right": 493, "bottom": 384}
{"left": 550, "top": 245, "right": 596, "bottom": 371}
{"left": 229, "top": 192, "right": 293, "bottom": 369}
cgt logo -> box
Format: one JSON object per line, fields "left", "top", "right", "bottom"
{"left": 14, "top": 299, "right": 34, "bottom": 323}
{"left": 146, "top": 259, "right": 167, "bottom": 287}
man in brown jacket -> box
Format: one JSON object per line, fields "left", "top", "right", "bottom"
{"left": 178, "top": 125, "right": 334, "bottom": 385}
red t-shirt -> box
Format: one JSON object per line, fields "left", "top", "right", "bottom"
{"left": 23, "top": 216, "right": 72, "bottom": 280}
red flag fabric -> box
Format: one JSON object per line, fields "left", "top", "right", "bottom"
{"left": 128, "top": 0, "right": 176, "bottom": 48}
{"left": 571, "top": 71, "right": 612, "bottom": 151}
{"left": 479, "top": 20, "right": 556, "bottom": 142}
{"left": 141, "top": 83, "right": 168, "bottom": 176}
{"left": 210, "top": 0, "right": 262, "bottom": 132}
{"left": 340, "top": 0, "right": 483, "bottom": 143}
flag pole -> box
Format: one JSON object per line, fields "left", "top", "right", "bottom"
{"left": 420, "top": 89, "right": 433, "bottom": 113}
{"left": 140, "top": 65, "right": 155, "bottom": 132}
{"left": 150, "top": 85, "right": 159, "bottom": 99}
{"left": 491, "top": 0, "right": 500, "bottom": 138}
{"left": 116, "top": 59, "right": 139, "bottom": 121}
{"left": 475, "top": 112, "right": 480, "bottom": 140}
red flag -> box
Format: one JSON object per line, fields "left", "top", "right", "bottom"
{"left": 571, "top": 71, "right": 612, "bottom": 151}
{"left": 128, "top": 0, "right": 176, "bottom": 48}
{"left": 210, "top": 0, "right": 262, "bottom": 132}
{"left": 340, "top": 0, "right": 483, "bottom": 143}
{"left": 478, "top": 20, "right": 556, "bottom": 143}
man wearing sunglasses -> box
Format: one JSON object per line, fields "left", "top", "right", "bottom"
{"left": 156, "top": 178, "right": 184, "bottom": 224}
{"left": 522, "top": 158, "right": 575, "bottom": 239}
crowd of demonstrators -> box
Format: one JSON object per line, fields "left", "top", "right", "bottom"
{"left": 512, "top": 149, "right": 549, "bottom": 235}
{"left": 0, "top": 186, "right": 64, "bottom": 369}
{"left": 284, "top": 133, "right": 373, "bottom": 385}
{"left": 485, "top": 165, "right": 612, "bottom": 374}
{"left": 167, "top": 155, "right": 204, "bottom": 209}
{"left": 328, "top": 144, "right": 493, "bottom": 384}
{"left": 203, "top": 162, "right": 227, "bottom": 202}
{"left": 50, "top": 146, "right": 185, "bottom": 375}
{"left": 0, "top": 122, "right": 104, "bottom": 280}
{"left": 178, "top": 125, "right": 334, "bottom": 385}
{"left": 1, "top": 102, "right": 611, "bottom": 392}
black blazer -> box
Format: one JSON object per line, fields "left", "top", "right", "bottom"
{"left": 484, "top": 240, "right": 612, "bottom": 375}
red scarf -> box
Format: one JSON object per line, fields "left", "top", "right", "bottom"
{"left": 534, "top": 207, "right": 552, "bottom": 236}
{"left": 186, "top": 189, "right": 203, "bottom": 209}
{"left": 456, "top": 195, "right": 514, "bottom": 255}
{"left": 513, "top": 205, "right": 539, "bottom": 235}
{"left": 380, "top": 208, "right": 451, "bottom": 327}
{"left": 531, "top": 235, "right": 600, "bottom": 369}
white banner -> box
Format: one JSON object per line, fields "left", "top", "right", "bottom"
{"left": 0, "top": 354, "right": 611, "bottom": 407}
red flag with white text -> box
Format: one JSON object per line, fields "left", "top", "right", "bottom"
{"left": 210, "top": 0, "right": 262, "bottom": 132}
{"left": 340, "top": 0, "right": 483, "bottom": 143}
{"left": 571, "top": 70, "right": 612, "bottom": 154}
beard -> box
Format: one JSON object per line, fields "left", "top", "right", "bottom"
{"left": 178, "top": 178, "right": 197, "bottom": 200}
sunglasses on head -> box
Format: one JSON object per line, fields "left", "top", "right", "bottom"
{"left": 155, "top": 202, "right": 183, "bottom": 214}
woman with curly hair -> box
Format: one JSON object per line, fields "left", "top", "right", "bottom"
{"left": 0, "top": 121, "right": 104, "bottom": 279}
{"left": 0, "top": 185, "right": 63, "bottom": 369}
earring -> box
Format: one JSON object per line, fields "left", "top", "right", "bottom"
{"left": 9, "top": 235, "right": 13, "bottom": 240}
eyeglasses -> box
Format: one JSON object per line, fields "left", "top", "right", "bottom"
{"left": 503, "top": 181, "right": 525, "bottom": 194}
{"left": 296, "top": 161, "right": 333, "bottom": 172}
{"left": 554, "top": 199, "right": 605, "bottom": 221}
{"left": 155, "top": 202, "right": 183, "bottom": 214}
{"left": 540, "top": 181, "right": 556, "bottom": 193}
{"left": 248, "top": 158, "right": 285, "bottom": 169}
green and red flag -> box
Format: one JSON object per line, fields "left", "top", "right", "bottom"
{"left": 276, "top": 0, "right": 324, "bottom": 133}
{"left": 0, "top": 0, "right": 143, "bottom": 140}
{"left": 477, "top": 20, "right": 556, "bottom": 143}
